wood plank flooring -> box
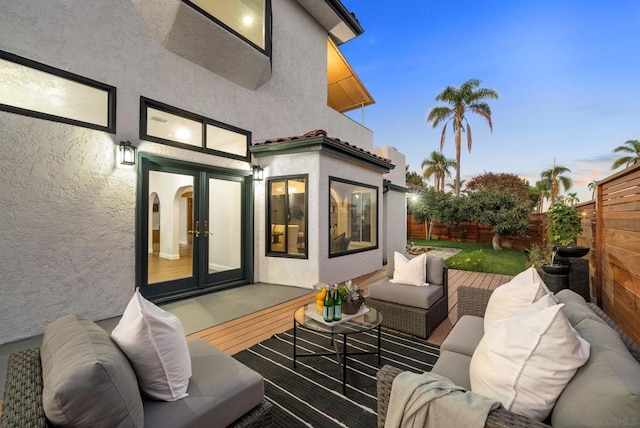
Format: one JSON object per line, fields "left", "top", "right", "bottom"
{"left": 187, "top": 268, "right": 511, "bottom": 353}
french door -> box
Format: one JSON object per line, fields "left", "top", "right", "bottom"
{"left": 138, "top": 156, "right": 252, "bottom": 302}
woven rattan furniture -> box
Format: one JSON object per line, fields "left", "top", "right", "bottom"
{"left": 366, "top": 255, "right": 448, "bottom": 339}
{"left": 1, "top": 346, "right": 273, "bottom": 428}
{"left": 376, "top": 285, "right": 640, "bottom": 427}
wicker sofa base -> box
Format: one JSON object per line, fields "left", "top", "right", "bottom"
{"left": 366, "top": 295, "right": 448, "bottom": 339}
{"left": 1, "top": 348, "right": 273, "bottom": 428}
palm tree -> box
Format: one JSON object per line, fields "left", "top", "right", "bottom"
{"left": 611, "top": 139, "right": 640, "bottom": 169}
{"left": 426, "top": 78, "right": 499, "bottom": 196}
{"left": 566, "top": 192, "right": 579, "bottom": 206}
{"left": 533, "top": 180, "right": 549, "bottom": 213}
{"left": 587, "top": 180, "right": 597, "bottom": 199}
{"left": 540, "top": 163, "right": 573, "bottom": 204}
{"left": 446, "top": 179, "right": 466, "bottom": 194}
{"left": 421, "top": 151, "right": 456, "bottom": 192}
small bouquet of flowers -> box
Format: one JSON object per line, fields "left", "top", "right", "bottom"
{"left": 338, "top": 280, "right": 365, "bottom": 314}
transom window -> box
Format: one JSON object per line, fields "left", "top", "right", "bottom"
{"left": 141, "top": 97, "right": 250, "bottom": 160}
{"left": 329, "top": 177, "right": 378, "bottom": 257}
{"left": 267, "top": 176, "right": 307, "bottom": 258}
{"left": 184, "top": 0, "right": 270, "bottom": 53}
{"left": 0, "top": 50, "right": 115, "bottom": 133}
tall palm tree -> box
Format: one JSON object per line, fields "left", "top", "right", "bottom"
{"left": 426, "top": 78, "right": 499, "bottom": 196}
{"left": 421, "top": 150, "right": 456, "bottom": 192}
{"left": 587, "top": 180, "right": 597, "bottom": 199}
{"left": 446, "top": 179, "right": 466, "bottom": 194}
{"left": 611, "top": 139, "right": 640, "bottom": 169}
{"left": 540, "top": 163, "right": 573, "bottom": 204}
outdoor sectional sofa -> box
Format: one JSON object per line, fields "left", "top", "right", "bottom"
{"left": 367, "top": 253, "right": 448, "bottom": 339}
{"left": 1, "top": 315, "right": 273, "bottom": 428}
{"left": 377, "top": 285, "right": 640, "bottom": 427}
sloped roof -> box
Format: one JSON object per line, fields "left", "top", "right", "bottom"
{"left": 251, "top": 129, "right": 394, "bottom": 172}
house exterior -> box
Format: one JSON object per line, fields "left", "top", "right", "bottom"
{"left": 0, "top": 0, "right": 407, "bottom": 344}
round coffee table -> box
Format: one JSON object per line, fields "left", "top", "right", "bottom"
{"left": 292, "top": 304, "right": 383, "bottom": 395}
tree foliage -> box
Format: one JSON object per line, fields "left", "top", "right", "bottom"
{"left": 466, "top": 190, "right": 531, "bottom": 250}
{"left": 426, "top": 79, "right": 499, "bottom": 197}
{"left": 466, "top": 172, "right": 535, "bottom": 209}
{"left": 611, "top": 139, "right": 640, "bottom": 170}
{"left": 547, "top": 201, "right": 582, "bottom": 246}
{"left": 421, "top": 150, "right": 456, "bottom": 192}
{"left": 405, "top": 165, "right": 426, "bottom": 187}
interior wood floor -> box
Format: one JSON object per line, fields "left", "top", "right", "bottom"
{"left": 187, "top": 268, "right": 513, "bottom": 354}
{"left": 147, "top": 243, "right": 193, "bottom": 284}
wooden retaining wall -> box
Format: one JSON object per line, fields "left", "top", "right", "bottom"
{"left": 595, "top": 163, "right": 640, "bottom": 344}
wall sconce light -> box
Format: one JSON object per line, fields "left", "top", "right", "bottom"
{"left": 119, "top": 141, "right": 137, "bottom": 165}
{"left": 253, "top": 165, "right": 264, "bottom": 181}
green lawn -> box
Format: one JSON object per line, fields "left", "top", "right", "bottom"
{"left": 408, "top": 239, "right": 527, "bottom": 276}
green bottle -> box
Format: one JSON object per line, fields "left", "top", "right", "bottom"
{"left": 323, "top": 284, "right": 334, "bottom": 322}
{"left": 333, "top": 285, "right": 342, "bottom": 321}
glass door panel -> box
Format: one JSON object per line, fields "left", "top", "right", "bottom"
{"left": 207, "top": 178, "right": 242, "bottom": 274}
{"left": 145, "top": 169, "right": 198, "bottom": 298}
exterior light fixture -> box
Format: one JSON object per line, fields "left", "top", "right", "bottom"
{"left": 252, "top": 165, "right": 264, "bottom": 181}
{"left": 119, "top": 141, "right": 137, "bottom": 165}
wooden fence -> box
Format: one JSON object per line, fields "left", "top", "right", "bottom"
{"left": 407, "top": 214, "right": 545, "bottom": 250}
{"left": 594, "top": 163, "right": 640, "bottom": 343}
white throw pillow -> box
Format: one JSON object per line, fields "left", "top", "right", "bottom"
{"left": 111, "top": 290, "right": 192, "bottom": 401}
{"left": 483, "top": 266, "right": 552, "bottom": 331}
{"left": 470, "top": 303, "right": 590, "bottom": 421}
{"left": 390, "top": 252, "right": 427, "bottom": 286}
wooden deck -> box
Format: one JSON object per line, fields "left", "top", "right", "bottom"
{"left": 187, "top": 268, "right": 512, "bottom": 352}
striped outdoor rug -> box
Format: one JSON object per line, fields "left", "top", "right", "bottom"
{"left": 233, "top": 327, "right": 440, "bottom": 427}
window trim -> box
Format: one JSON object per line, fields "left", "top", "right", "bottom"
{"left": 328, "top": 176, "right": 379, "bottom": 258}
{"left": 266, "top": 174, "right": 308, "bottom": 259}
{"left": 0, "top": 50, "right": 116, "bottom": 133}
{"left": 182, "top": 0, "right": 272, "bottom": 57}
{"left": 140, "top": 97, "right": 251, "bottom": 161}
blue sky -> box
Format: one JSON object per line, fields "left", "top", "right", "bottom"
{"left": 339, "top": 0, "right": 640, "bottom": 203}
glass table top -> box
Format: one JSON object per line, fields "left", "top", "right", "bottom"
{"left": 294, "top": 304, "right": 382, "bottom": 334}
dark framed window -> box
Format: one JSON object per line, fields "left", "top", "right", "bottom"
{"left": 267, "top": 175, "right": 307, "bottom": 258}
{"left": 183, "top": 0, "right": 272, "bottom": 56}
{"left": 140, "top": 97, "right": 250, "bottom": 161}
{"left": 329, "top": 177, "right": 378, "bottom": 257}
{"left": 0, "top": 50, "right": 116, "bottom": 133}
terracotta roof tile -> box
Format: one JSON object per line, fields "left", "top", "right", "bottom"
{"left": 253, "top": 129, "right": 391, "bottom": 164}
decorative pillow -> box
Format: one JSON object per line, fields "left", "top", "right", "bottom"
{"left": 390, "top": 251, "right": 427, "bottom": 286}
{"left": 470, "top": 303, "right": 590, "bottom": 421}
{"left": 111, "top": 290, "right": 192, "bottom": 401}
{"left": 41, "top": 314, "right": 144, "bottom": 427}
{"left": 483, "top": 266, "right": 552, "bottom": 331}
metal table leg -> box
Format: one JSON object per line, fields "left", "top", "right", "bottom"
{"left": 377, "top": 324, "right": 382, "bottom": 365}
{"left": 293, "top": 321, "right": 297, "bottom": 368}
{"left": 342, "top": 333, "right": 348, "bottom": 395}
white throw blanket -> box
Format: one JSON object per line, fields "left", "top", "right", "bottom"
{"left": 385, "top": 371, "right": 500, "bottom": 428}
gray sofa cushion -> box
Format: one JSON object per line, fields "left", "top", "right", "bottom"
{"left": 551, "top": 318, "right": 640, "bottom": 427}
{"left": 369, "top": 279, "right": 443, "bottom": 310}
{"left": 440, "top": 315, "right": 484, "bottom": 357}
{"left": 143, "top": 339, "right": 264, "bottom": 428}
{"left": 431, "top": 350, "right": 472, "bottom": 391}
{"left": 386, "top": 253, "right": 444, "bottom": 286}
{"left": 41, "top": 314, "right": 144, "bottom": 428}
{"left": 555, "top": 290, "right": 607, "bottom": 327}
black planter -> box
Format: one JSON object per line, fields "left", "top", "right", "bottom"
{"left": 541, "top": 263, "right": 570, "bottom": 275}
{"left": 554, "top": 246, "right": 590, "bottom": 258}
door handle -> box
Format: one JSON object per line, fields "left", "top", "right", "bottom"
{"left": 188, "top": 220, "right": 200, "bottom": 238}
{"left": 204, "top": 220, "right": 209, "bottom": 237}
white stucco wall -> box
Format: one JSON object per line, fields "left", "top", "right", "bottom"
{"left": 0, "top": 0, "right": 381, "bottom": 344}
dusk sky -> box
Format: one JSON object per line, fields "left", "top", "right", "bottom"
{"left": 339, "top": 0, "right": 640, "bottom": 203}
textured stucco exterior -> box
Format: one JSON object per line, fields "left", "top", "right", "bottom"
{"left": 0, "top": 0, "right": 405, "bottom": 344}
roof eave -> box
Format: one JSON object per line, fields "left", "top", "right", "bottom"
{"left": 295, "top": 0, "right": 363, "bottom": 44}
{"left": 250, "top": 136, "right": 394, "bottom": 172}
